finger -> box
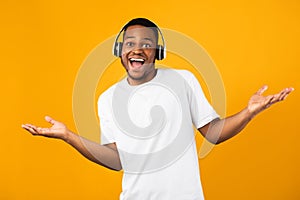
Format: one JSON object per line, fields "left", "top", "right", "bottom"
{"left": 256, "top": 85, "right": 268, "bottom": 95}
{"left": 283, "top": 87, "right": 294, "bottom": 96}
{"left": 22, "top": 124, "right": 37, "bottom": 130}
{"left": 22, "top": 124, "right": 38, "bottom": 135}
{"left": 265, "top": 95, "right": 274, "bottom": 106}
{"left": 36, "top": 127, "right": 51, "bottom": 135}
{"left": 271, "top": 87, "right": 294, "bottom": 103}
{"left": 22, "top": 124, "right": 49, "bottom": 135}
{"left": 280, "top": 88, "right": 294, "bottom": 101}
{"left": 45, "top": 116, "right": 57, "bottom": 125}
{"left": 270, "top": 89, "right": 286, "bottom": 103}
{"left": 278, "top": 88, "right": 290, "bottom": 101}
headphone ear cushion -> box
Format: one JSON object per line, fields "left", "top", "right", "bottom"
{"left": 156, "top": 45, "right": 165, "bottom": 60}
{"left": 114, "top": 42, "right": 123, "bottom": 57}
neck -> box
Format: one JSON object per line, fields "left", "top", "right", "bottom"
{"left": 127, "top": 68, "right": 157, "bottom": 86}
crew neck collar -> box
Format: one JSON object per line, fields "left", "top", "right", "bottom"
{"left": 125, "top": 68, "right": 161, "bottom": 87}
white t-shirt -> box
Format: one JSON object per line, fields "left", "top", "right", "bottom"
{"left": 98, "top": 69, "right": 219, "bottom": 200}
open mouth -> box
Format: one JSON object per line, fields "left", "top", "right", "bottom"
{"left": 129, "top": 58, "right": 145, "bottom": 68}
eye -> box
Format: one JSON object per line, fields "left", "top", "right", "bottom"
{"left": 126, "top": 42, "right": 134, "bottom": 47}
{"left": 142, "top": 43, "right": 152, "bottom": 48}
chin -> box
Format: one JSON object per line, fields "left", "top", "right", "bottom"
{"left": 128, "top": 72, "right": 145, "bottom": 81}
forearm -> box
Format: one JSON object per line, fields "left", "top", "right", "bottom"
{"left": 21, "top": 117, "right": 122, "bottom": 171}
{"left": 64, "top": 130, "right": 122, "bottom": 171}
{"left": 203, "top": 108, "right": 254, "bottom": 144}
{"left": 202, "top": 86, "right": 294, "bottom": 144}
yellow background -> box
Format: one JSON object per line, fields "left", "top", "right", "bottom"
{"left": 1, "top": 0, "right": 299, "bottom": 199}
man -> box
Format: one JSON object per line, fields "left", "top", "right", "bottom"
{"left": 22, "top": 18, "right": 293, "bottom": 199}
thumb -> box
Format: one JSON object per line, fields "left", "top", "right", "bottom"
{"left": 256, "top": 85, "right": 268, "bottom": 95}
{"left": 45, "top": 116, "right": 57, "bottom": 125}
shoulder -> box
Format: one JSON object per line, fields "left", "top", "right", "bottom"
{"left": 158, "top": 68, "right": 198, "bottom": 86}
{"left": 97, "top": 83, "right": 117, "bottom": 106}
{"left": 159, "top": 68, "right": 195, "bottom": 79}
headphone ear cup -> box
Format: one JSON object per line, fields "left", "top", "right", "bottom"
{"left": 113, "top": 42, "right": 123, "bottom": 57}
{"left": 156, "top": 45, "right": 165, "bottom": 60}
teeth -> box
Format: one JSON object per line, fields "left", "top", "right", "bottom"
{"left": 130, "top": 58, "right": 145, "bottom": 62}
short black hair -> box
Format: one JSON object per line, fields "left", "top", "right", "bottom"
{"left": 122, "top": 18, "right": 159, "bottom": 43}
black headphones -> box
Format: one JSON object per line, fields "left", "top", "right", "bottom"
{"left": 112, "top": 23, "right": 166, "bottom": 60}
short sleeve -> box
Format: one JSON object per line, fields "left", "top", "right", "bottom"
{"left": 181, "top": 70, "right": 219, "bottom": 129}
{"left": 97, "top": 88, "right": 116, "bottom": 145}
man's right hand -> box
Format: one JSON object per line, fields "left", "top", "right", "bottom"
{"left": 22, "top": 116, "right": 122, "bottom": 170}
{"left": 22, "top": 116, "right": 69, "bottom": 141}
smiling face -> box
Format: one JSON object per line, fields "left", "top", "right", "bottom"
{"left": 121, "top": 25, "right": 157, "bottom": 85}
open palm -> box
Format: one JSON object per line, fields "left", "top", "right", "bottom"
{"left": 22, "top": 116, "right": 68, "bottom": 140}
{"left": 248, "top": 85, "right": 294, "bottom": 116}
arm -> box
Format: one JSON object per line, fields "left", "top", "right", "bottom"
{"left": 198, "top": 85, "right": 294, "bottom": 144}
{"left": 22, "top": 116, "right": 122, "bottom": 171}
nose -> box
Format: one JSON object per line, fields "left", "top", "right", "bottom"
{"left": 132, "top": 46, "right": 143, "bottom": 54}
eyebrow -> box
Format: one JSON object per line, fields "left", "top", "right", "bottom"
{"left": 124, "top": 36, "right": 154, "bottom": 43}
